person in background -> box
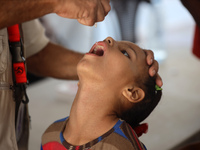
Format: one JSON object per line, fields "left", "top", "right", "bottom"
{"left": 175, "top": 1, "right": 200, "bottom": 149}
{"left": 181, "top": 0, "right": 200, "bottom": 59}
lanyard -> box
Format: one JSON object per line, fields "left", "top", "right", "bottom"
{"left": 7, "top": 24, "right": 29, "bottom": 104}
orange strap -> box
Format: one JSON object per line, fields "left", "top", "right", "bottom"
{"left": 7, "top": 24, "right": 21, "bottom": 42}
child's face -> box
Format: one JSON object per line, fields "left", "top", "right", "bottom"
{"left": 77, "top": 37, "right": 148, "bottom": 91}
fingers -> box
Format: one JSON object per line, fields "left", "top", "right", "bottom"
{"left": 100, "top": 0, "right": 111, "bottom": 16}
{"left": 95, "top": 0, "right": 111, "bottom": 23}
{"left": 155, "top": 74, "right": 163, "bottom": 87}
{"left": 57, "top": 0, "right": 111, "bottom": 26}
{"left": 150, "top": 60, "right": 163, "bottom": 87}
{"left": 77, "top": 17, "right": 98, "bottom": 26}
{"left": 77, "top": 5, "right": 103, "bottom": 26}
{"left": 78, "top": 0, "right": 111, "bottom": 26}
{"left": 144, "top": 49, "right": 163, "bottom": 87}
{"left": 96, "top": 0, "right": 106, "bottom": 23}
{"left": 144, "top": 49, "right": 154, "bottom": 65}
{"left": 144, "top": 49, "right": 157, "bottom": 76}
{"left": 149, "top": 60, "right": 159, "bottom": 77}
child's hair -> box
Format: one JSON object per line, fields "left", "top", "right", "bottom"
{"left": 120, "top": 74, "right": 162, "bottom": 129}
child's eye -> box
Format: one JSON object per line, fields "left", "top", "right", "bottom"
{"left": 121, "top": 50, "right": 130, "bottom": 58}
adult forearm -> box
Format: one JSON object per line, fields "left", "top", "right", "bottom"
{"left": 0, "top": 0, "right": 111, "bottom": 28}
{"left": 0, "top": 0, "right": 56, "bottom": 29}
{"left": 26, "top": 42, "right": 83, "bottom": 80}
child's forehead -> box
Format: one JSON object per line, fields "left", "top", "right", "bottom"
{"left": 119, "top": 41, "right": 146, "bottom": 57}
{"left": 119, "top": 40, "right": 141, "bottom": 50}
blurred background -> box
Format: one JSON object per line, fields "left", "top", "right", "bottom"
{"left": 27, "top": 0, "right": 200, "bottom": 149}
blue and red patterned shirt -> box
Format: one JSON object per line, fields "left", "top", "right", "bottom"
{"left": 41, "top": 117, "right": 146, "bottom": 150}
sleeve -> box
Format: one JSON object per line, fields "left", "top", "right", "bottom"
{"left": 22, "top": 19, "right": 50, "bottom": 58}
{"left": 192, "top": 25, "right": 200, "bottom": 59}
{"left": 41, "top": 144, "right": 43, "bottom": 150}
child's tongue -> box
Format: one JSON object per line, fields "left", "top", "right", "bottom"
{"left": 96, "top": 49, "right": 104, "bottom": 56}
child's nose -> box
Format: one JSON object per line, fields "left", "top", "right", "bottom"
{"left": 105, "top": 37, "right": 114, "bottom": 46}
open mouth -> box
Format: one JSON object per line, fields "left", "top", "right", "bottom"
{"left": 90, "top": 45, "right": 104, "bottom": 56}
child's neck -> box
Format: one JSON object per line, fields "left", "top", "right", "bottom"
{"left": 63, "top": 82, "right": 119, "bottom": 146}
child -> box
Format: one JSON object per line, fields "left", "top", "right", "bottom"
{"left": 41, "top": 37, "right": 162, "bottom": 150}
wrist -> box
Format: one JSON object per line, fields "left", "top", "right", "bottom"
{"left": 53, "top": 0, "right": 65, "bottom": 14}
{"left": 45, "top": 0, "right": 59, "bottom": 14}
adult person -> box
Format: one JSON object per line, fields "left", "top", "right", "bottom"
{"left": 174, "top": 1, "right": 200, "bottom": 149}
{"left": 181, "top": 0, "right": 200, "bottom": 59}
{"left": 0, "top": 1, "right": 110, "bottom": 150}
{"left": 0, "top": 0, "right": 162, "bottom": 150}
{"left": 0, "top": 0, "right": 111, "bottom": 28}
{"left": 165, "top": 1, "right": 200, "bottom": 149}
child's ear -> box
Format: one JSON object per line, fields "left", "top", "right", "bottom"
{"left": 122, "top": 87, "right": 145, "bottom": 103}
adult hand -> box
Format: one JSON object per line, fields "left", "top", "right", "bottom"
{"left": 55, "top": 0, "right": 111, "bottom": 26}
{"left": 144, "top": 50, "right": 163, "bottom": 87}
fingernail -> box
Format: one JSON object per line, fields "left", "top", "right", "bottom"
{"left": 152, "top": 70, "right": 156, "bottom": 76}
{"left": 160, "top": 80, "right": 163, "bottom": 87}
{"left": 150, "top": 58, "right": 153, "bottom": 64}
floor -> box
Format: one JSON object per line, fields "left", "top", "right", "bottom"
{"left": 27, "top": 1, "right": 200, "bottom": 150}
